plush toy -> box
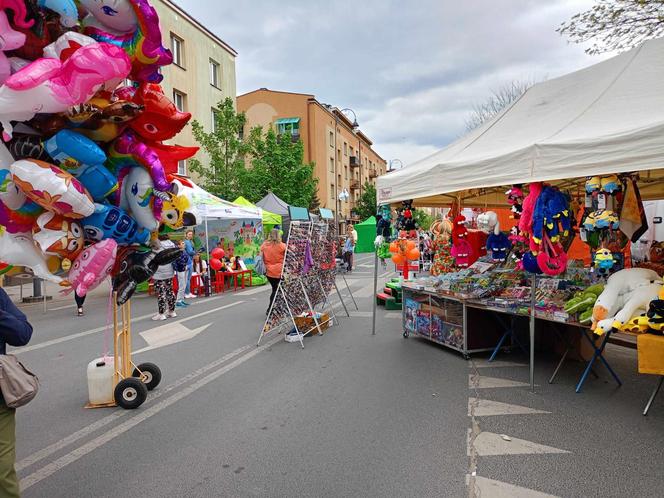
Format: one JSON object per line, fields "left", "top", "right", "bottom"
{"left": 451, "top": 238, "right": 472, "bottom": 268}
{"left": 518, "top": 182, "right": 543, "bottom": 235}
{"left": 477, "top": 211, "right": 498, "bottom": 233}
{"left": 585, "top": 176, "right": 601, "bottom": 194}
{"left": 593, "top": 248, "right": 616, "bottom": 274}
{"left": 583, "top": 209, "right": 619, "bottom": 231}
{"left": 531, "top": 186, "right": 571, "bottom": 244}
{"left": 564, "top": 284, "right": 604, "bottom": 315}
{"left": 592, "top": 268, "right": 662, "bottom": 335}
{"left": 485, "top": 225, "right": 511, "bottom": 262}
{"left": 601, "top": 175, "right": 621, "bottom": 194}
{"left": 452, "top": 214, "right": 467, "bottom": 242}
{"left": 506, "top": 185, "right": 524, "bottom": 218}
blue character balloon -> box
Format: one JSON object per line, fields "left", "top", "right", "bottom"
{"left": 44, "top": 130, "right": 118, "bottom": 202}
{"left": 82, "top": 203, "right": 151, "bottom": 246}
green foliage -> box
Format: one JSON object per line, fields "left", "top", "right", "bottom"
{"left": 189, "top": 99, "right": 318, "bottom": 208}
{"left": 355, "top": 182, "right": 377, "bottom": 221}
{"left": 558, "top": 1, "right": 664, "bottom": 55}
{"left": 243, "top": 128, "right": 318, "bottom": 208}
{"left": 189, "top": 98, "right": 250, "bottom": 200}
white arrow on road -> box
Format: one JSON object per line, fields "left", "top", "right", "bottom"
{"left": 134, "top": 322, "right": 214, "bottom": 354}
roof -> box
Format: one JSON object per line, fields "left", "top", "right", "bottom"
{"left": 233, "top": 196, "right": 282, "bottom": 225}
{"left": 256, "top": 192, "right": 290, "bottom": 216}
{"left": 356, "top": 216, "right": 376, "bottom": 226}
{"left": 162, "top": 0, "right": 238, "bottom": 56}
{"left": 237, "top": 88, "right": 315, "bottom": 99}
{"left": 378, "top": 37, "right": 664, "bottom": 206}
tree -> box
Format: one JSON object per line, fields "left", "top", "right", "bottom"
{"left": 309, "top": 186, "right": 321, "bottom": 211}
{"left": 465, "top": 80, "right": 533, "bottom": 132}
{"left": 189, "top": 97, "right": 250, "bottom": 200}
{"left": 558, "top": 1, "right": 664, "bottom": 55}
{"left": 355, "top": 182, "right": 377, "bottom": 221}
{"left": 244, "top": 127, "right": 318, "bottom": 208}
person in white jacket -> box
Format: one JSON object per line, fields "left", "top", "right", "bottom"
{"left": 152, "top": 234, "right": 177, "bottom": 321}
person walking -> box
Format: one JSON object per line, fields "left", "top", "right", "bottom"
{"left": 344, "top": 225, "right": 357, "bottom": 272}
{"left": 260, "top": 228, "right": 286, "bottom": 314}
{"left": 173, "top": 240, "right": 190, "bottom": 308}
{"left": 74, "top": 291, "right": 86, "bottom": 316}
{"left": 152, "top": 235, "right": 177, "bottom": 321}
{"left": 0, "top": 287, "right": 33, "bottom": 498}
{"left": 183, "top": 230, "right": 196, "bottom": 299}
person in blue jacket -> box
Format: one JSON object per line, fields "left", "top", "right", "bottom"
{"left": 184, "top": 230, "right": 197, "bottom": 299}
{"left": 0, "top": 287, "right": 33, "bottom": 497}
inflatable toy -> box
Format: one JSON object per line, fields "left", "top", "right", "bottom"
{"left": 0, "top": 41, "right": 131, "bottom": 140}
{"left": 82, "top": 203, "right": 150, "bottom": 246}
{"left": 112, "top": 245, "right": 182, "bottom": 304}
{"left": 10, "top": 159, "right": 94, "bottom": 218}
{"left": 0, "top": 165, "right": 42, "bottom": 232}
{"left": 61, "top": 238, "right": 118, "bottom": 297}
{"left": 0, "top": 7, "right": 28, "bottom": 84}
{"left": 160, "top": 192, "right": 193, "bottom": 229}
{"left": 37, "top": 0, "right": 79, "bottom": 28}
{"left": 32, "top": 211, "right": 83, "bottom": 260}
{"left": 119, "top": 166, "right": 160, "bottom": 231}
{"left": 109, "top": 130, "right": 172, "bottom": 193}
{"left": 43, "top": 129, "right": 117, "bottom": 201}
{"left": 81, "top": 0, "right": 173, "bottom": 83}
{"left": 0, "top": 229, "right": 62, "bottom": 283}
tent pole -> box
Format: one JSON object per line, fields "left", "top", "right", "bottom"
{"left": 530, "top": 273, "right": 536, "bottom": 393}
{"left": 205, "top": 215, "right": 210, "bottom": 268}
{"left": 371, "top": 249, "right": 378, "bottom": 335}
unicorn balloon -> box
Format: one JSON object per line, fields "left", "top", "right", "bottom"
{"left": 0, "top": 0, "right": 33, "bottom": 84}
{"left": 0, "top": 41, "right": 131, "bottom": 140}
{"left": 80, "top": 0, "right": 172, "bottom": 83}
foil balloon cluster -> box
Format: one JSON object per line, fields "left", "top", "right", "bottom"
{"left": 389, "top": 239, "right": 420, "bottom": 280}
{"left": 0, "top": 1, "right": 193, "bottom": 302}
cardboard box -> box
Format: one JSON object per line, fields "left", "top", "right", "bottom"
{"left": 295, "top": 313, "right": 330, "bottom": 335}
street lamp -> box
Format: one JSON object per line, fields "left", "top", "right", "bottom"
{"left": 333, "top": 107, "right": 359, "bottom": 232}
{"left": 388, "top": 158, "right": 403, "bottom": 172}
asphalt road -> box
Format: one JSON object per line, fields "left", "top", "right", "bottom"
{"left": 10, "top": 254, "right": 664, "bottom": 497}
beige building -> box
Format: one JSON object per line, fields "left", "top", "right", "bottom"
{"left": 152, "top": 0, "right": 237, "bottom": 176}
{"left": 237, "top": 89, "right": 387, "bottom": 226}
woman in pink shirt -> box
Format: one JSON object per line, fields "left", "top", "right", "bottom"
{"left": 260, "top": 229, "right": 287, "bottom": 314}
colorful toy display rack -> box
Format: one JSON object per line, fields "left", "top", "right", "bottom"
{"left": 257, "top": 218, "right": 350, "bottom": 348}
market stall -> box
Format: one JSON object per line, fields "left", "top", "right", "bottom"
{"left": 375, "top": 37, "right": 664, "bottom": 393}
{"left": 233, "top": 196, "right": 282, "bottom": 236}
{"left": 178, "top": 180, "right": 264, "bottom": 264}
{"left": 354, "top": 216, "right": 377, "bottom": 253}
{"left": 256, "top": 192, "right": 291, "bottom": 239}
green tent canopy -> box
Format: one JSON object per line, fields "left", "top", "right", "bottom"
{"left": 354, "top": 216, "right": 376, "bottom": 253}
{"left": 233, "top": 196, "right": 282, "bottom": 229}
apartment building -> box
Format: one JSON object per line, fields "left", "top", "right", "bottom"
{"left": 152, "top": 0, "right": 237, "bottom": 176}
{"left": 237, "top": 89, "right": 387, "bottom": 226}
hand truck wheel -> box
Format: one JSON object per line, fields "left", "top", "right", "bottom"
{"left": 114, "top": 378, "right": 148, "bottom": 409}
{"left": 132, "top": 362, "right": 162, "bottom": 391}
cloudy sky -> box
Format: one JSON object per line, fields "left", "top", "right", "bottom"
{"left": 179, "top": 0, "right": 607, "bottom": 166}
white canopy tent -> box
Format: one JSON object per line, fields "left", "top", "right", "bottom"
{"left": 377, "top": 37, "right": 664, "bottom": 206}
{"left": 373, "top": 37, "right": 664, "bottom": 393}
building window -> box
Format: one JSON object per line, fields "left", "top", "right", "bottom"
{"left": 171, "top": 34, "right": 184, "bottom": 67}
{"left": 173, "top": 90, "right": 186, "bottom": 112}
{"left": 343, "top": 142, "right": 347, "bottom": 156}
{"left": 275, "top": 118, "right": 300, "bottom": 137}
{"left": 329, "top": 157, "right": 334, "bottom": 173}
{"left": 337, "top": 149, "right": 341, "bottom": 162}
{"left": 209, "top": 59, "right": 220, "bottom": 88}
{"left": 330, "top": 184, "right": 335, "bottom": 200}
{"left": 211, "top": 108, "right": 220, "bottom": 132}
{"left": 329, "top": 131, "right": 334, "bottom": 147}
{"left": 177, "top": 160, "right": 187, "bottom": 175}
{"left": 344, "top": 165, "right": 348, "bottom": 179}
{"left": 350, "top": 146, "right": 354, "bottom": 156}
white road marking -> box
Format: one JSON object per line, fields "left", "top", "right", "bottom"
{"left": 469, "top": 476, "right": 559, "bottom": 498}
{"left": 469, "top": 430, "right": 569, "bottom": 456}
{"left": 15, "top": 343, "right": 253, "bottom": 472}
{"left": 470, "top": 375, "right": 532, "bottom": 389}
{"left": 16, "top": 300, "right": 244, "bottom": 354}
{"left": 134, "top": 322, "right": 214, "bottom": 354}
{"left": 49, "top": 304, "right": 75, "bottom": 311}
{"left": 468, "top": 398, "right": 551, "bottom": 417}
{"left": 20, "top": 335, "right": 282, "bottom": 491}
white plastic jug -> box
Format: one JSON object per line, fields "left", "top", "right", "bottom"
{"left": 87, "top": 357, "right": 115, "bottom": 405}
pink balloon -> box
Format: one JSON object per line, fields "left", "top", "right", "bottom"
{"left": 61, "top": 239, "right": 118, "bottom": 297}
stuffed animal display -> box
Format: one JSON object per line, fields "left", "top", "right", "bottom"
{"left": 591, "top": 268, "right": 662, "bottom": 335}
{"left": 485, "top": 224, "right": 511, "bottom": 262}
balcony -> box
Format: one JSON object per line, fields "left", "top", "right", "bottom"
{"left": 278, "top": 132, "right": 300, "bottom": 142}
{"left": 349, "top": 156, "right": 360, "bottom": 168}
{"left": 369, "top": 169, "right": 378, "bottom": 178}
{"left": 350, "top": 180, "right": 360, "bottom": 190}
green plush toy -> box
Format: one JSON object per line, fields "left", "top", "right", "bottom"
{"left": 564, "top": 284, "right": 604, "bottom": 314}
